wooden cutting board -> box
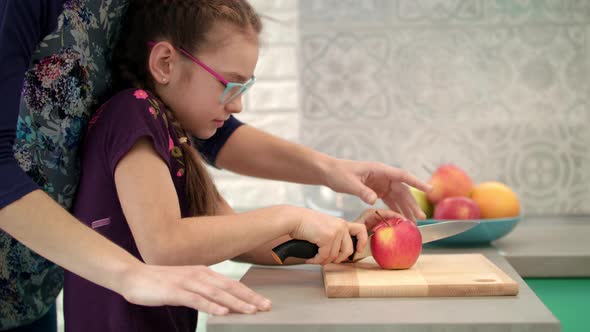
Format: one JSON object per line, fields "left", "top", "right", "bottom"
{"left": 322, "top": 254, "right": 519, "bottom": 298}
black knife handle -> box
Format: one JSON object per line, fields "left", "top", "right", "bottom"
{"left": 271, "top": 237, "right": 360, "bottom": 264}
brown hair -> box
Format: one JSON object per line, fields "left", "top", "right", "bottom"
{"left": 112, "top": 0, "right": 262, "bottom": 216}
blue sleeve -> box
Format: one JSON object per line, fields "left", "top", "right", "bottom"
{"left": 195, "top": 115, "right": 244, "bottom": 167}
{"left": 0, "top": 0, "right": 65, "bottom": 209}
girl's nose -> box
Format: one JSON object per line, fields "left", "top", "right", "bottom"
{"left": 224, "top": 96, "right": 244, "bottom": 114}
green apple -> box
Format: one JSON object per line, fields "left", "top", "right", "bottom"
{"left": 410, "top": 187, "right": 433, "bottom": 219}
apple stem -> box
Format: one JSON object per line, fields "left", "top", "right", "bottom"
{"left": 374, "top": 211, "right": 393, "bottom": 227}
{"left": 374, "top": 210, "right": 386, "bottom": 222}
{"left": 422, "top": 164, "right": 434, "bottom": 175}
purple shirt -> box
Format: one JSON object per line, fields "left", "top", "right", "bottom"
{"left": 64, "top": 89, "right": 204, "bottom": 331}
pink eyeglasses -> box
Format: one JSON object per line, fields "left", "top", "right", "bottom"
{"left": 148, "top": 41, "right": 256, "bottom": 105}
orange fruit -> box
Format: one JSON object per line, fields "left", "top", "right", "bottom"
{"left": 470, "top": 182, "right": 520, "bottom": 219}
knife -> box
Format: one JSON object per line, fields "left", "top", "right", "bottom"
{"left": 271, "top": 220, "right": 479, "bottom": 264}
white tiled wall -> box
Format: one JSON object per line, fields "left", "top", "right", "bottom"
{"left": 209, "top": 0, "right": 303, "bottom": 211}
{"left": 200, "top": 1, "right": 301, "bottom": 331}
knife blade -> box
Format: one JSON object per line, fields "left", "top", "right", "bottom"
{"left": 270, "top": 220, "right": 479, "bottom": 264}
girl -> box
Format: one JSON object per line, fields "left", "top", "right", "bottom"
{"left": 63, "top": 0, "right": 404, "bottom": 331}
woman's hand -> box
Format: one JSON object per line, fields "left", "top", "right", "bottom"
{"left": 287, "top": 207, "right": 368, "bottom": 265}
{"left": 121, "top": 263, "right": 272, "bottom": 316}
{"left": 321, "top": 159, "right": 432, "bottom": 221}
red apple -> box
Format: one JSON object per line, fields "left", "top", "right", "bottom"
{"left": 427, "top": 164, "right": 474, "bottom": 204}
{"left": 434, "top": 197, "right": 481, "bottom": 220}
{"left": 370, "top": 217, "right": 422, "bottom": 270}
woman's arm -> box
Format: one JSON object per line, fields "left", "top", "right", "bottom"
{"left": 215, "top": 125, "right": 330, "bottom": 185}
{"left": 0, "top": 190, "right": 270, "bottom": 314}
{"left": 114, "top": 138, "right": 367, "bottom": 266}
{"left": 215, "top": 125, "right": 431, "bottom": 219}
{"left": 0, "top": 1, "right": 65, "bottom": 209}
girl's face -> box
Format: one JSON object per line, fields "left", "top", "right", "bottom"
{"left": 151, "top": 23, "right": 259, "bottom": 139}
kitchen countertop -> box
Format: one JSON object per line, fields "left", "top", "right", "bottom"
{"left": 207, "top": 248, "right": 559, "bottom": 332}
{"left": 493, "top": 216, "right": 590, "bottom": 277}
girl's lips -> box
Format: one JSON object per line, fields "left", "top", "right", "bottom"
{"left": 214, "top": 120, "right": 225, "bottom": 128}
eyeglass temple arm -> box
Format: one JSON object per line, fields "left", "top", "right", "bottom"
{"left": 147, "top": 41, "right": 229, "bottom": 85}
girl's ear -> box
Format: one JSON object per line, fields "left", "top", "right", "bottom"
{"left": 148, "top": 41, "right": 177, "bottom": 84}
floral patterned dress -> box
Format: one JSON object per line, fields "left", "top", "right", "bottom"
{"left": 1, "top": 0, "right": 128, "bottom": 328}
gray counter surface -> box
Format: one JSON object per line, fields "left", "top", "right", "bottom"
{"left": 493, "top": 216, "right": 590, "bottom": 277}
{"left": 208, "top": 248, "right": 559, "bottom": 332}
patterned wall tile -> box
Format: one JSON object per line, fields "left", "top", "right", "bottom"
{"left": 484, "top": 0, "right": 590, "bottom": 25}
{"left": 298, "top": 0, "right": 590, "bottom": 215}
{"left": 300, "top": 0, "right": 590, "bottom": 25}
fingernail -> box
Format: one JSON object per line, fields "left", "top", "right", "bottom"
{"left": 259, "top": 299, "right": 272, "bottom": 311}
{"left": 246, "top": 304, "right": 257, "bottom": 313}
{"left": 369, "top": 193, "right": 378, "bottom": 203}
{"left": 214, "top": 307, "right": 229, "bottom": 316}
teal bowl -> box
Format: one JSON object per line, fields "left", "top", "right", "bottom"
{"left": 417, "top": 216, "right": 521, "bottom": 246}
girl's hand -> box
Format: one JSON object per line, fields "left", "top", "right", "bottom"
{"left": 321, "top": 159, "right": 432, "bottom": 221}
{"left": 287, "top": 207, "right": 368, "bottom": 265}
{"left": 351, "top": 209, "right": 406, "bottom": 253}
{"left": 122, "top": 264, "right": 271, "bottom": 315}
